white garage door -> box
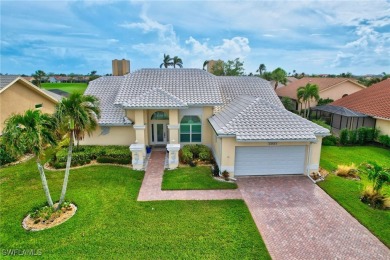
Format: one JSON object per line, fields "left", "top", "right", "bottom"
{"left": 235, "top": 146, "right": 306, "bottom": 176}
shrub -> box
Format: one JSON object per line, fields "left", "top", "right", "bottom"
{"left": 339, "top": 129, "right": 349, "bottom": 145}
{"left": 348, "top": 130, "right": 358, "bottom": 144}
{"left": 0, "top": 144, "right": 16, "bottom": 166}
{"left": 96, "top": 156, "right": 131, "bottom": 164}
{"left": 378, "top": 135, "right": 390, "bottom": 147}
{"left": 360, "top": 186, "right": 389, "bottom": 210}
{"left": 179, "top": 144, "right": 212, "bottom": 164}
{"left": 335, "top": 163, "right": 358, "bottom": 178}
{"left": 180, "top": 149, "right": 193, "bottom": 164}
{"left": 322, "top": 135, "right": 338, "bottom": 146}
{"left": 312, "top": 119, "right": 331, "bottom": 130}
{"left": 222, "top": 170, "right": 230, "bottom": 180}
{"left": 189, "top": 161, "right": 197, "bottom": 167}
{"left": 357, "top": 127, "right": 367, "bottom": 145}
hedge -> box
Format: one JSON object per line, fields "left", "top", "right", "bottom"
{"left": 179, "top": 144, "right": 213, "bottom": 164}
{"left": 378, "top": 135, "right": 390, "bottom": 147}
{"left": 339, "top": 127, "right": 378, "bottom": 146}
{"left": 0, "top": 144, "right": 16, "bottom": 166}
{"left": 50, "top": 145, "right": 131, "bottom": 168}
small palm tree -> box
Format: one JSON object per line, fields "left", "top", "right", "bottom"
{"left": 54, "top": 93, "right": 100, "bottom": 208}
{"left": 2, "top": 109, "right": 57, "bottom": 207}
{"left": 160, "top": 54, "right": 173, "bottom": 68}
{"left": 172, "top": 56, "right": 183, "bottom": 68}
{"left": 256, "top": 64, "right": 266, "bottom": 75}
{"left": 203, "top": 60, "right": 209, "bottom": 70}
{"left": 297, "top": 83, "right": 319, "bottom": 118}
{"left": 271, "top": 67, "right": 287, "bottom": 89}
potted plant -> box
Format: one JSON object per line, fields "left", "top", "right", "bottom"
{"left": 146, "top": 146, "right": 152, "bottom": 154}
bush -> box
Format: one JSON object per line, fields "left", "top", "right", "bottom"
{"left": 222, "top": 170, "right": 230, "bottom": 180}
{"left": 335, "top": 163, "right": 358, "bottom": 178}
{"left": 378, "top": 135, "right": 390, "bottom": 147}
{"left": 0, "top": 144, "right": 16, "bottom": 166}
{"left": 339, "top": 129, "right": 349, "bottom": 145}
{"left": 50, "top": 145, "right": 131, "bottom": 168}
{"left": 179, "top": 144, "right": 212, "bottom": 164}
{"left": 360, "top": 186, "right": 389, "bottom": 210}
{"left": 322, "top": 135, "right": 338, "bottom": 146}
{"left": 348, "top": 130, "right": 358, "bottom": 144}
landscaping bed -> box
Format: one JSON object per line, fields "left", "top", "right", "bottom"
{"left": 162, "top": 166, "right": 238, "bottom": 190}
{"left": 319, "top": 146, "right": 390, "bottom": 247}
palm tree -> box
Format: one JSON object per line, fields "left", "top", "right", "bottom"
{"left": 256, "top": 64, "right": 266, "bottom": 75}
{"left": 54, "top": 93, "right": 101, "bottom": 208}
{"left": 32, "top": 70, "right": 46, "bottom": 88}
{"left": 203, "top": 60, "right": 209, "bottom": 70}
{"left": 271, "top": 67, "right": 287, "bottom": 90}
{"left": 2, "top": 109, "right": 57, "bottom": 207}
{"left": 160, "top": 54, "right": 173, "bottom": 68}
{"left": 297, "top": 83, "right": 319, "bottom": 118}
{"left": 172, "top": 56, "right": 183, "bottom": 68}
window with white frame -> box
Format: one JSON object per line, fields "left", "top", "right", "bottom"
{"left": 180, "top": 115, "right": 201, "bottom": 142}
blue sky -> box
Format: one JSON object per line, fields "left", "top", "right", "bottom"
{"left": 1, "top": 0, "right": 389, "bottom": 76}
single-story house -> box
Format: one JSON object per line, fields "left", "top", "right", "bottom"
{"left": 0, "top": 75, "right": 61, "bottom": 133}
{"left": 276, "top": 77, "right": 366, "bottom": 110}
{"left": 82, "top": 68, "right": 329, "bottom": 176}
{"left": 313, "top": 78, "right": 390, "bottom": 135}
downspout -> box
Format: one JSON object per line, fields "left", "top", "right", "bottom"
{"left": 307, "top": 143, "right": 312, "bottom": 176}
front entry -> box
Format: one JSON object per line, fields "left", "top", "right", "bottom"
{"left": 151, "top": 122, "right": 168, "bottom": 145}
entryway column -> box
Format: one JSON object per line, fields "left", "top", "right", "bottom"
{"left": 130, "top": 144, "right": 145, "bottom": 170}
{"left": 166, "top": 144, "right": 180, "bottom": 169}
{"left": 131, "top": 110, "right": 146, "bottom": 170}
{"left": 168, "top": 109, "right": 179, "bottom": 144}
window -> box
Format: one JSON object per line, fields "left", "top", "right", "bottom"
{"left": 151, "top": 111, "right": 169, "bottom": 120}
{"left": 35, "top": 104, "right": 43, "bottom": 109}
{"left": 180, "top": 115, "right": 201, "bottom": 142}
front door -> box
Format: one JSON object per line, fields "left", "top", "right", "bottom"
{"left": 151, "top": 122, "right": 168, "bottom": 144}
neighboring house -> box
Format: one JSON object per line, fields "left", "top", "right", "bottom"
{"left": 0, "top": 75, "right": 61, "bottom": 133}
{"left": 313, "top": 79, "right": 390, "bottom": 135}
{"left": 276, "top": 77, "right": 366, "bottom": 110}
{"left": 82, "top": 68, "right": 329, "bottom": 176}
{"left": 48, "top": 76, "right": 60, "bottom": 83}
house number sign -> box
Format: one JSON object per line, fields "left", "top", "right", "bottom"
{"left": 268, "top": 142, "right": 278, "bottom": 146}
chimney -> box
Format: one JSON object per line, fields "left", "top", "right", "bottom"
{"left": 112, "top": 59, "right": 130, "bottom": 76}
{"left": 207, "top": 60, "right": 223, "bottom": 74}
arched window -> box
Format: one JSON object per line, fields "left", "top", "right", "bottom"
{"left": 151, "top": 111, "right": 169, "bottom": 120}
{"left": 180, "top": 116, "right": 201, "bottom": 142}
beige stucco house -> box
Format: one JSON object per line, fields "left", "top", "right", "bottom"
{"left": 82, "top": 69, "right": 329, "bottom": 176}
{"left": 0, "top": 75, "right": 61, "bottom": 133}
{"left": 276, "top": 77, "right": 366, "bottom": 110}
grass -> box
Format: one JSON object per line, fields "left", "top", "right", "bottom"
{"left": 162, "top": 166, "right": 238, "bottom": 190}
{"left": 0, "top": 158, "right": 269, "bottom": 259}
{"left": 41, "top": 83, "right": 88, "bottom": 94}
{"left": 319, "top": 145, "right": 390, "bottom": 247}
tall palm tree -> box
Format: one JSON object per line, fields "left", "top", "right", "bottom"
{"left": 271, "top": 67, "right": 287, "bottom": 90}
{"left": 297, "top": 83, "right": 319, "bottom": 118}
{"left": 54, "top": 93, "right": 100, "bottom": 208}
{"left": 256, "top": 64, "right": 266, "bottom": 75}
{"left": 203, "top": 60, "right": 209, "bottom": 70}
{"left": 172, "top": 56, "right": 183, "bottom": 68}
{"left": 2, "top": 109, "right": 57, "bottom": 207}
{"left": 160, "top": 54, "right": 173, "bottom": 68}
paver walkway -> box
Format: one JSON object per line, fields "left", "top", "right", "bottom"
{"left": 237, "top": 176, "right": 390, "bottom": 260}
{"left": 137, "top": 151, "right": 242, "bottom": 201}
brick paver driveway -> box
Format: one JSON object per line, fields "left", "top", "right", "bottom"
{"left": 237, "top": 176, "right": 390, "bottom": 260}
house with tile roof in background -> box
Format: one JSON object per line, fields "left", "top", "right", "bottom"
{"left": 0, "top": 75, "right": 61, "bottom": 133}
{"left": 82, "top": 66, "right": 329, "bottom": 177}
{"left": 276, "top": 77, "right": 366, "bottom": 111}
{"left": 313, "top": 78, "right": 390, "bottom": 136}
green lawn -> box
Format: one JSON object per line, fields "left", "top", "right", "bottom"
{"left": 41, "top": 83, "right": 88, "bottom": 94}
{"left": 162, "top": 166, "right": 238, "bottom": 190}
{"left": 0, "top": 159, "right": 268, "bottom": 258}
{"left": 319, "top": 146, "right": 390, "bottom": 247}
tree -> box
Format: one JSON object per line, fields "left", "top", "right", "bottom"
{"left": 203, "top": 60, "right": 209, "bottom": 70}
{"left": 224, "top": 58, "right": 245, "bottom": 76}
{"left": 297, "top": 83, "right": 320, "bottom": 118}
{"left": 211, "top": 60, "right": 225, "bottom": 76}
{"left": 363, "top": 162, "right": 390, "bottom": 193}
{"left": 68, "top": 73, "right": 76, "bottom": 83}
{"left": 32, "top": 70, "right": 46, "bottom": 87}
{"left": 172, "top": 56, "right": 183, "bottom": 68}
{"left": 88, "top": 71, "right": 99, "bottom": 82}
{"left": 270, "top": 68, "right": 287, "bottom": 90}
{"left": 160, "top": 54, "right": 173, "bottom": 68}
{"left": 54, "top": 93, "right": 101, "bottom": 208}
{"left": 256, "top": 64, "right": 266, "bottom": 75}
{"left": 260, "top": 71, "right": 273, "bottom": 81}
{"left": 2, "top": 110, "right": 57, "bottom": 207}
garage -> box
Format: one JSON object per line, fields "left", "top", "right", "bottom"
{"left": 234, "top": 146, "right": 306, "bottom": 176}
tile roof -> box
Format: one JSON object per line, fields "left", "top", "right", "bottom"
{"left": 122, "top": 87, "right": 188, "bottom": 108}
{"left": 0, "top": 75, "right": 19, "bottom": 90}
{"left": 85, "top": 76, "right": 132, "bottom": 126}
{"left": 114, "top": 69, "right": 223, "bottom": 107}
{"left": 216, "top": 76, "right": 283, "bottom": 112}
{"left": 275, "top": 77, "right": 365, "bottom": 99}
{"left": 331, "top": 78, "right": 390, "bottom": 119}
{"left": 209, "top": 95, "right": 329, "bottom": 142}
{"left": 313, "top": 105, "right": 368, "bottom": 117}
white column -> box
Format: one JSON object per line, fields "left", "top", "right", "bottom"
{"left": 130, "top": 144, "right": 145, "bottom": 170}
{"left": 166, "top": 144, "right": 180, "bottom": 169}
